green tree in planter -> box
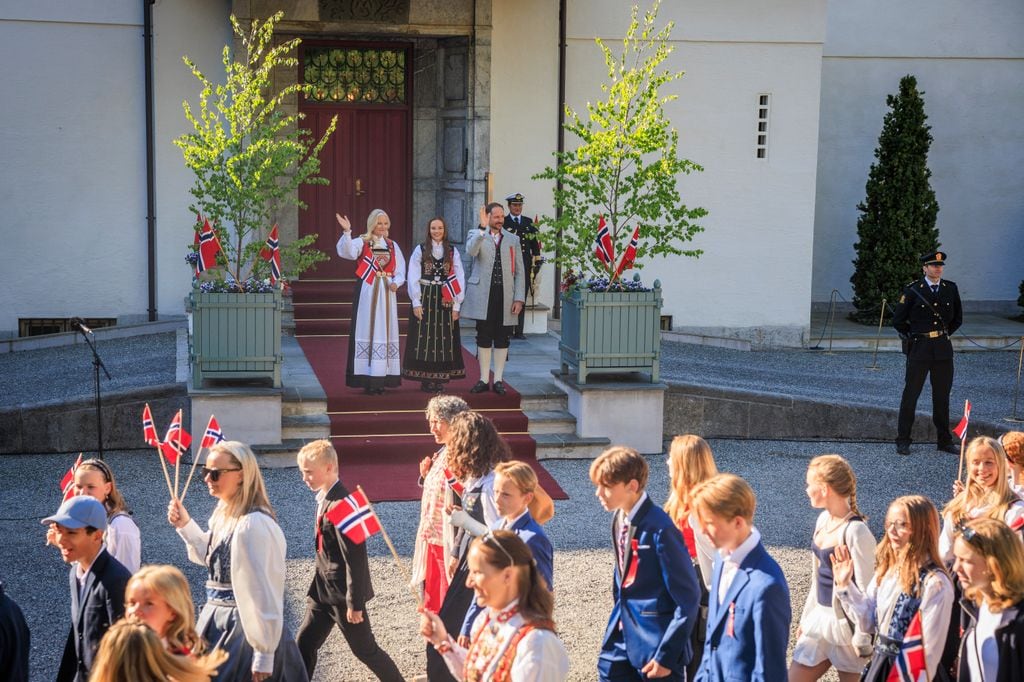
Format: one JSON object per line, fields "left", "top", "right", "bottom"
{"left": 849, "top": 75, "right": 939, "bottom": 323}
{"left": 533, "top": 0, "right": 706, "bottom": 286}
{"left": 176, "top": 12, "right": 337, "bottom": 290}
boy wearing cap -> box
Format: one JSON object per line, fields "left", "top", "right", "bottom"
{"left": 503, "top": 192, "right": 540, "bottom": 339}
{"left": 43, "top": 495, "right": 131, "bottom": 682}
{"left": 892, "top": 250, "right": 963, "bottom": 456}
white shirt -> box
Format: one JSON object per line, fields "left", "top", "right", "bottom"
{"left": 686, "top": 513, "right": 717, "bottom": 590}
{"left": 939, "top": 500, "right": 1024, "bottom": 564}
{"left": 717, "top": 527, "right": 761, "bottom": 604}
{"left": 495, "top": 509, "right": 530, "bottom": 531}
{"left": 178, "top": 511, "right": 288, "bottom": 674}
{"left": 407, "top": 243, "right": 465, "bottom": 311}
{"left": 455, "top": 472, "right": 500, "bottom": 558}
{"left": 335, "top": 232, "right": 407, "bottom": 288}
{"left": 967, "top": 602, "right": 1012, "bottom": 682}
{"left": 106, "top": 513, "right": 141, "bottom": 574}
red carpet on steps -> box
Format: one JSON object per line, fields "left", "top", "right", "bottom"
{"left": 296, "top": 335, "right": 568, "bottom": 502}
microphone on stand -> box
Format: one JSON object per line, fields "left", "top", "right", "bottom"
{"left": 69, "top": 317, "right": 94, "bottom": 336}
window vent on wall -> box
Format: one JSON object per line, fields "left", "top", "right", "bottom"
{"left": 756, "top": 94, "right": 770, "bottom": 159}
{"left": 18, "top": 318, "right": 116, "bottom": 338}
{"left": 660, "top": 315, "right": 673, "bottom": 331}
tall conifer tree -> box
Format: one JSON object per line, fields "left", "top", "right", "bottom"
{"left": 850, "top": 75, "right": 939, "bottom": 323}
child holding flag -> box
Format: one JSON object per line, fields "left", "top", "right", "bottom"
{"left": 293, "top": 439, "right": 403, "bottom": 681}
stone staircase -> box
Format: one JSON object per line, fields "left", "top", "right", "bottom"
{"left": 520, "top": 384, "right": 610, "bottom": 460}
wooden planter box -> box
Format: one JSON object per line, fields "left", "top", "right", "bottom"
{"left": 190, "top": 290, "right": 282, "bottom": 388}
{"left": 559, "top": 283, "right": 662, "bottom": 383}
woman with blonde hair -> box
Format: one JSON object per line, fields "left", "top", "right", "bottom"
{"left": 166, "top": 441, "right": 307, "bottom": 682}
{"left": 336, "top": 209, "right": 406, "bottom": 394}
{"left": 126, "top": 564, "right": 204, "bottom": 656}
{"left": 832, "top": 495, "right": 954, "bottom": 682}
{"left": 953, "top": 517, "right": 1024, "bottom": 680}
{"left": 88, "top": 620, "right": 225, "bottom": 682}
{"left": 790, "top": 455, "right": 876, "bottom": 682}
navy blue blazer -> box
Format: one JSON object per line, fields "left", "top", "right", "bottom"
{"left": 695, "top": 540, "right": 791, "bottom": 682}
{"left": 57, "top": 549, "right": 131, "bottom": 682}
{"left": 602, "top": 496, "right": 700, "bottom": 672}
{"left": 460, "top": 510, "right": 554, "bottom": 637}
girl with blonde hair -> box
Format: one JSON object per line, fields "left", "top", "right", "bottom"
{"left": 790, "top": 455, "right": 876, "bottom": 682}
{"left": 953, "top": 517, "right": 1024, "bottom": 680}
{"left": 89, "top": 619, "right": 225, "bottom": 682}
{"left": 166, "top": 441, "right": 307, "bottom": 682}
{"left": 126, "top": 564, "right": 204, "bottom": 655}
{"left": 832, "top": 495, "right": 954, "bottom": 682}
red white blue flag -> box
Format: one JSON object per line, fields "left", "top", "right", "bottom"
{"left": 200, "top": 415, "right": 225, "bottom": 449}
{"left": 594, "top": 215, "right": 615, "bottom": 270}
{"left": 355, "top": 253, "right": 379, "bottom": 285}
{"left": 142, "top": 403, "right": 160, "bottom": 447}
{"left": 442, "top": 273, "right": 462, "bottom": 304}
{"left": 886, "top": 611, "right": 927, "bottom": 682}
{"left": 59, "top": 453, "right": 84, "bottom": 501}
{"left": 443, "top": 468, "right": 465, "bottom": 496}
{"left": 160, "top": 410, "right": 192, "bottom": 465}
{"left": 260, "top": 225, "right": 281, "bottom": 286}
{"left": 952, "top": 399, "right": 971, "bottom": 440}
{"left": 325, "top": 488, "right": 381, "bottom": 544}
{"left": 196, "top": 219, "right": 222, "bottom": 275}
{"left": 615, "top": 224, "right": 641, "bottom": 277}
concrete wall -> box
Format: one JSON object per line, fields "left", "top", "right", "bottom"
{"left": 812, "top": 0, "right": 1024, "bottom": 308}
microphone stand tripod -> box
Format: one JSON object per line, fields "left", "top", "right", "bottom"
{"left": 76, "top": 326, "right": 111, "bottom": 459}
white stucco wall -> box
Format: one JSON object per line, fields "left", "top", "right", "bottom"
{"left": 812, "top": 0, "right": 1024, "bottom": 307}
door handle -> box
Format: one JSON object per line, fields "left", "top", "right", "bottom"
{"left": 355, "top": 178, "right": 365, "bottom": 196}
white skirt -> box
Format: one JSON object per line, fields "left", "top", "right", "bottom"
{"left": 791, "top": 602, "right": 870, "bottom": 673}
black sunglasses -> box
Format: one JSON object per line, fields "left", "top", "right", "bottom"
{"left": 201, "top": 466, "right": 241, "bottom": 482}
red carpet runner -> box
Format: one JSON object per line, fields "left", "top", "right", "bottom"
{"left": 293, "top": 280, "right": 567, "bottom": 502}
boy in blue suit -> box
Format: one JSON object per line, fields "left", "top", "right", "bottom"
{"left": 691, "top": 474, "right": 790, "bottom": 682}
{"left": 591, "top": 446, "right": 700, "bottom": 681}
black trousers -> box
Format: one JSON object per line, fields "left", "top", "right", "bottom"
{"left": 476, "top": 281, "right": 512, "bottom": 349}
{"left": 296, "top": 601, "right": 404, "bottom": 681}
{"left": 897, "top": 338, "right": 954, "bottom": 446}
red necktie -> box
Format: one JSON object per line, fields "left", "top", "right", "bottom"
{"left": 315, "top": 508, "right": 324, "bottom": 553}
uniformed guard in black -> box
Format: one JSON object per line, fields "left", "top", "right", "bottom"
{"left": 504, "top": 192, "right": 540, "bottom": 339}
{"left": 891, "top": 250, "right": 963, "bottom": 455}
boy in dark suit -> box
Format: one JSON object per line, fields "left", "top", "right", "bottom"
{"left": 43, "top": 495, "right": 131, "bottom": 682}
{"left": 294, "top": 440, "right": 403, "bottom": 681}
{"left": 591, "top": 446, "right": 700, "bottom": 682}
{"left": 691, "top": 474, "right": 790, "bottom": 682}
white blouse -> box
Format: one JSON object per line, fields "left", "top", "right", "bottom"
{"left": 177, "top": 511, "right": 288, "bottom": 674}
{"left": 454, "top": 472, "right": 500, "bottom": 559}
{"left": 441, "top": 602, "right": 570, "bottom": 682}
{"left": 838, "top": 569, "right": 954, "bottom": 681}
{"left": 799, "top": 512, "right": 876, "bottom": 625}
{"left": 336, "top": 232, "right": 407, "bottom": 289}
{"left": 966, "top": 601, "right": 1013, "bottom": 682}
{"left": 106, "top": 513, "right": 141, "bottom": 574}
{"left": 939, "top": 500, "right": 1024, "bottom": 564}
{"left": 687, "top": 513, "right": 716, "bottom": 590}
{"left": 408, "top": 243, "right": 466, "bottom": 311}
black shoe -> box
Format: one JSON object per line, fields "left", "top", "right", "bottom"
{"left": 896, "top": 443, "right": 911, "bottom": 456}
{"left": 470, "top": 381, "right": 489, "bottom": 394}
{"left": 512, "top": 333, "right": 527, "bottom": 340}
{"left": 937, "top": 442, "right": 960, "bottom": 455}
{"left": 492, "top": 381, "right": 507, "bottom": 395}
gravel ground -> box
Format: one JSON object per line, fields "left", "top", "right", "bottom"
{"left": 0, "top": 333, "right": 178, "bottom": 408}
{"left": 1, "top": 439, "right": 960, "bottom": 681}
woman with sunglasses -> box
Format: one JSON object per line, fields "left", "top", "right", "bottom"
{"left": 831, "top": 495, "right": 954, "bottom": 682}
{"left": 953, "top": 517, "right": 1024, "bottom": 680}
{"left": 167, "top": 441, "right": 307, "bottom": 682}
{"left": 420, "top": 530, "right": 569, "bottom": 681}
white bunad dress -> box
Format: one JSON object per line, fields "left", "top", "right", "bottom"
{"left": 106, "top": 511, "right": 141, "bottom": 574}
{"left": 336, "top": 232, "right": 406, "bottom": 389}
{"left": 177, "top": 511, "right": 308, "bottom": 681}
{"left": 439, "top": 600, "right": 569, "bottom": 682}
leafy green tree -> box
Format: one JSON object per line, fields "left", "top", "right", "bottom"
{"left": 533, "top": 0, "right": 706, "bottom": 284}
{"left": 176, "top": 12, "right": 336, "bottom": 289}
{"left": 849, "top": 75, "right": 939, "bottom": 323}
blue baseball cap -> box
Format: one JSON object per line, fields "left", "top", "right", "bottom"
{"left": 41, "top": 496, "right": 107, "bottom": 531}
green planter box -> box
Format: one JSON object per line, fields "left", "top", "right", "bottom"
{"left": 190, "top": 290, "right": 282, "bottom": 388}
{"left": 559, "top": 282, "right": 662, "bottom": 383}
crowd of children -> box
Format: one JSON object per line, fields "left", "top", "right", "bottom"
{"left": 8, "top": 413, "right": 1024, "bottom": 681}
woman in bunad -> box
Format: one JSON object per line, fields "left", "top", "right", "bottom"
{"left": 790, "top": 455, "right": 876, "bottom": 682}
{"left": 952, "top": 517, "right": 1024, "bottom": 680}
{"left": 412, "top": 395, "right": 471, "bottom": 614}
{"left": 421, "top": 530, "right": 570, "bottom": 681}
{"left": 427, "top": 411, "right": 508, "bottom": 682}
{"left": 336, "top": 210, "right": 406, "bottom": 395}
{"left": 998, "top": 431, "right": 1024, "bottom": 499}
{"left": 167, "top": 441, "right": 307, "bottom": 682}
{"left": 831, "top": 495, "right": 954, "bottom": 682}
{"left": 403, "top": 216, "right": 466, "bottom": 393}
{"left": 662, "top": 434, "right": 717, "bottom": 678}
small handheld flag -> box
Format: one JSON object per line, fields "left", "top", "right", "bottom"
{"left": 200, "top": 415, "right": 225, "bottom": 449}
{"left": 325, "top": 488, "right": 382, "bottom": 544}
{"left": 952, "top": 400, "right": 971, "bottom": 440}
{"left": 160, "top": 410, "right": 192, "bottom": 466}
{"left": 615, "top": 224, "right": 641, "bottom": 278}
{"left": 196, "top": 219, "right": 222, "bottom": 275}
{"left": 441, "top": 273, "right": 462, "bottom": 304}
{"left": 443, "top": 468, "right": 465, "bottom": 495}
{"left": 59, "top": 454, "right": 84, "bottom": 501}
{"left": 594, "top": 215, "right": 614, "bottom": 270}
{"left": 885, "top": 611, "right": 926, "bottom": 682}
{"left": 260, "top": 225, "right": 281, "bottom": 286}
{"left": 142, "top": 403, "right": 159, "bottom": 447}
{"left": 355, "top": 253, "right": 379, "bottom": 285}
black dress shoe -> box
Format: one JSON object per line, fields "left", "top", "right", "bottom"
{"left": 896, "top": 443, "right": 911, "bottom": 456}
{"left": 470, "top": 381, "right": 489, "bottom": 394}
{"left": 512, "top": 333, "right": 527, "bottom": 340}
{"left": 492, "top": 381, "right": 507, "bottom": 395}
{"left": 937, "top": 442, "right": 960, "bottom": 455}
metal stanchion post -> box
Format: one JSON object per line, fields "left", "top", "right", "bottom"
{"left": 866, "top": 298, "right": 886, "bottom": 370}
{"left": 825, "top": 289, "right": 838, "bottom": 355}
{"left": 1006, "top": 337, "right": 1024, "bottom": 423}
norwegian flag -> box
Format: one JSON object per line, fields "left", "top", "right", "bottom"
{"left": 260, "top": 225, "right": 281, "bottom": 286}
{"left": 160, "top": 410, "right": 192, "bottom": 465}
{"left": 886, "top": 611, "right": 927, "bottom": 682}
{"left": 355, "top": 253, "right": 379, "bottom": 285}
{"left": 615, "top": 224, "right": 641, "bottom": 277}
{"left": 196, "top": 219, "right": 222, "bottom": 275}
{"left": 594, "top": 215, "right": 615, "bottom": 269}
{"left": 59, "top": 454, "right": 84, "bottom": 501}
{"left": 952, "top": 400, "right": 971, "bottom": 440}
{"left": 443, "top": 468, "right": 465, "bottom": 496}
{"left": 142, "top": 403, "right": 159, "bottom": 447}
{"left": 442, "top": 273, "right": 462, "bottom": 304}
{"left": 200, "top": 415, "right": 225, "bottom": 449}
{"left": 325, "top": 488, "right": 381, "bottom": 544}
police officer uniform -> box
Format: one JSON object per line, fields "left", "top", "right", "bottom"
{"left": 504, "top": 192, "right": 540, "bottom": 339}
{"left": 891, "top": 250, "right": 963, "bottom": 455}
